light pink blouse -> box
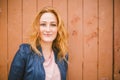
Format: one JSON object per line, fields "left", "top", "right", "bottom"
{"left": 43, "top": 51, "right": 61, "bottom": 80}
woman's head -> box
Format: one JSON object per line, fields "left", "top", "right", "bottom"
{"left": 29, "top": 7, "right": 68, "bottom": 59}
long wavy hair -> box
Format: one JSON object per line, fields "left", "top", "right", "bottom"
{"left": 28, "top": 7, "right": 68, "bottom": 59}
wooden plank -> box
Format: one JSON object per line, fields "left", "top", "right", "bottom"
{"left": 83, "top": 0, "right": 98, "bottom": 80}
{"left": 52, "top": 0, "right": 67, "bottom": 28}
{"left": 68, "top": 0, "right": 83, "bottom": 80}
{"left": 0, "top": 0, "right": 8, "bottom": 80}
{"left": 37, "top": 0, "right": 52, "bottom": 11}
{"left": 8, "top": 0, "right": 22, "bottom": 71}
{"left": 114, "top": 0, "right": 120, "bottom": 80}
{"left": 23, "top": 0, "right": 36, "bottom": 42}
{"left": 99, "top": 0, "right": 113, "bottom": 80}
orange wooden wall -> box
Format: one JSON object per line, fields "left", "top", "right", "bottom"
{"left": 114, "top": 0, "right": 120, "bottom": 79}
{"left": 0, "top": 0, "right": 120, "bottom": 80}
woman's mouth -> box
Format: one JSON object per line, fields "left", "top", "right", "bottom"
{"left": 44, "top": 34, "right": 52, "bottom": 37}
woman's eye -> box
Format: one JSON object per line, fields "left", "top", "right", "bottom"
{"left": 40, "top": 24, "right": 46, "bottom": 26}
{"left": 51, "top": 24, "right": 57, "bottom": 27}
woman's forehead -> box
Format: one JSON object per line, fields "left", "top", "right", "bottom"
{"left": 40, "top": 12, "right": 57, "bottom": 22}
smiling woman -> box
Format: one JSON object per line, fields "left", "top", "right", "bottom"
{"left": 8, "top": 7, "right": 68, "bottom": 80}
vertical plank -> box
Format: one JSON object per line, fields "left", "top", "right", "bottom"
{"left": 99, "top": 0, "right": 113, "bottom": 80}
{"left": 83, "top": 0, "right": 98, "bottom": 80}
{"left": 52, "top": 0, "right": 67, "bottom": 28}
{"left": 68, "top": 0, "right": 83, "bottom": 80}
{"left": 38, "top": 0, "right": 52, "bottom": 11}
{"left": 0, "top": 0, "right": 8, "bottom": 80}
{"left": 23, "top": 0, "right": 37, "bottom": 42}
{"left": 114, "top": 0, "right": 120, "bottom": 80}
{"left": 8, "top": 0, "right": 22, "bottom": 71}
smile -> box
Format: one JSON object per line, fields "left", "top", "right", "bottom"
{"left": 44, "top": 34, "right": 52, "bottom": 36}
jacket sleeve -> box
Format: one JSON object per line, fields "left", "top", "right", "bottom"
{"left": 8, "top": 44, "right": 31, "bottom": 80}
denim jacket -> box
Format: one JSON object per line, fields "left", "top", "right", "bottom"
{"left": 8, "top": 44, "right": 68, "bottom": 80}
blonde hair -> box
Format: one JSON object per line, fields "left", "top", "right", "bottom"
{"left": 28, "top": 7, "right": 68, "bottom": 59}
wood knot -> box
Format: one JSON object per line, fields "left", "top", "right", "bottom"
{"left": 72, "top": 30, "right": 77, "bottom": 36}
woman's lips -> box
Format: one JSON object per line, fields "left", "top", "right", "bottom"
{"left": 44, "top": 34, "right": 52, "bottom": 37}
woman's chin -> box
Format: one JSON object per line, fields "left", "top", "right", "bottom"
{"left": 41, "top": 40, "right": 53, "bottom": 43}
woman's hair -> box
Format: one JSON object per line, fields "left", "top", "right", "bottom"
{"left": 28, "top": 6, "right": 68, "bottom": 59}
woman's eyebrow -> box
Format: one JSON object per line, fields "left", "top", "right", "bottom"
{"left": 51, "top": 21, "right": 57, "bottom": 23}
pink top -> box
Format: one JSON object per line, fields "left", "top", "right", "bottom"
{"left": 43, "top": 51, "right": 61, "bottom": 80}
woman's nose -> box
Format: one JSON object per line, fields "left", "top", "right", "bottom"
{"left": 46, "top": 24, "right": 51, "bottom": 31}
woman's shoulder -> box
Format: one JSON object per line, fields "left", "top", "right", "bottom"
{"left": 18, "top": 43, "right": 32, "bottom": 55}
{"left": 19, "top": 43, "right": 31, "bottom": 49}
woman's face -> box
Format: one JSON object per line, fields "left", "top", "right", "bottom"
{"left": 39, "top": 12, "right": 58, "bottom": 43}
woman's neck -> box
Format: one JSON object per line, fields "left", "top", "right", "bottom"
{"left": 40, "top": 41, "right": 53, "bottom": 60}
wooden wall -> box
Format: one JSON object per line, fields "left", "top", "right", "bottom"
{"left": 0, "top": 0, "right": 120, "bottom": 80}
{"left": 114, "top": 0, "right": 120, "bottom": 79}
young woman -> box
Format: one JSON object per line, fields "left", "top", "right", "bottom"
{"left": 8, "top": 7, "right": 68, "bottom": 80}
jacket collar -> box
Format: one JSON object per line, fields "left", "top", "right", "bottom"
{"left": 37, "top": 45, "right": 59, "bottom": 63}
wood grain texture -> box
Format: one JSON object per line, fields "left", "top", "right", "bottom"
{"left": 83, "top": 0, "right": 98, "bottom": 80}
{"left": 23, "top": 0, "right": 37, "bottom": 42}
{"left": 0, "top": 0, "right": 8, "bottom": 80}
{"left": 99, "top": 0, "right": 113, "bottom": 80}
{"left": 114, "top": 0, "right": 120, "bottom": 80}
{"left": 38, "top": 0, "right": 52, "bottom": 11}
{"left": 68, "top": 0, "right": 83, "bottom": 80}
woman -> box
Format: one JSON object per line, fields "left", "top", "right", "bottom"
{"left": 8, "top": 7, "right": 68, "bottom": 80}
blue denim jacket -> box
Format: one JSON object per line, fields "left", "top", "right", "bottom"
{"left": 8, "top": 44, "right": 68, "bottom": 80}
